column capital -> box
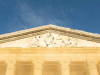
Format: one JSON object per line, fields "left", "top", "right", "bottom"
{"left": 6, "top": 60, "right": 16, "bottom": 69}
{"left": 33, "top": 60, "right": 44, "bottom": 69}
{"left": 60, "top": 61, "right": 70, "bottom": 70}
{"left": 87, "top": 60, "right": 98, "bottom": 70}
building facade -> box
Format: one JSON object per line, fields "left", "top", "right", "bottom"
{"left": 0, "top": 25, "right": 100, "bottom": 75}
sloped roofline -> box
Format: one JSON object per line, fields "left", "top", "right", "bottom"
{"left": 0, "top": 24, "right": 100, "bottom": 43}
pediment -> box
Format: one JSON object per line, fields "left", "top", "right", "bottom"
{"left": 0, "top": 25, "right": 100, "bottom": 48}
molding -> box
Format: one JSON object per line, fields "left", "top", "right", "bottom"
{"left": 0, "top": 47, "right": 100, "bottom": 53}
{"left": 0, "top": 25, "right": 100, "bottom": 44}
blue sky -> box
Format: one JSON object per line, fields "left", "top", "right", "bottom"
{"left": 0, "top": 0, "right": 100, "bottom": 35}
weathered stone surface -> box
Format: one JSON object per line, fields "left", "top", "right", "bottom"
{"left": 0, "top": 33, "right": 100, "bottom": 48}
{"left": 0, "top": 25, "right": 100, "bottom": 75}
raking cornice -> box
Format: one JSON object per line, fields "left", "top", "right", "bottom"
{"left": 0, "top": 24, "right": 100, "bottom": 44}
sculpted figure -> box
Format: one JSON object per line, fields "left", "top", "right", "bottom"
{"left": 44, "top": 33, "right": 51, "bottom": 46}
{"left": 27, "top": 33, "right": 78, "bottom": 47}
{"left": 44, "top": 33, "right": 53, "bottom": 47}
{"left": 62, "top": 38, "right": 78, "bottom": 47}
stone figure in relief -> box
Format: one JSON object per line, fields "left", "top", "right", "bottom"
{"left": 63, "top": 38, "right": 77, "bottom": 47}
{"left": 27, "top": 33, "right": 78, "bottom": 47}
{"left": 44, "top": 33, "right": 53, "bottom": 47}
{"left": 54, "top": 35, "right": 64, "bottom": 47}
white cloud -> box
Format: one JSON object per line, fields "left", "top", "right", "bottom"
{"left": 7, "top": 2, "right": 71, "bottom": 32}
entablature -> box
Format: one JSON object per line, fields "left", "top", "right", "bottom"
{"left": 0, "top": 47, "right": 100, "bottom": 53}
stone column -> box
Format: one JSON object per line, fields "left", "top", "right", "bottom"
{"left": 87, "top": 61, "right": 98, "bottom": 75}
{"left": 5, "top": 60, "right": 16, "bottom": 75}
{"left": 33, "top": 60, "right": 43, "bottom": 75}
{"left": 60, "top": 61, "right": 70, "bottom": 75}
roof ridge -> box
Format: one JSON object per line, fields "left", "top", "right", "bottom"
{"left": 0, "top": 24, "right": 100, "bottom": 40}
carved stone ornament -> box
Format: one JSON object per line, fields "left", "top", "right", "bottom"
{"left": 27, "top": 33, "right": 78, "bottom": 47}
{"left": 60, "top": 61, "right": 70, "bottom": 70}
{"left": 6, "top": 60, "right": 16, "bottom": 69}
{"left": 33, "top": 60, "right": 43, "bottom": 69}
{"left": 87, "top": 60, "right": 98, "bottom": 69}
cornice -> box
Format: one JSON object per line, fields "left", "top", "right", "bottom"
{"left": 0, "top": 24, "right": 100, "bottom": 44}
{"left": 0, "top": 47, "right": 100, "bottom": 53}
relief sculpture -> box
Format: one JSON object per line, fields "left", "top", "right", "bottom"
{"left": 27, "top": 33, "right": 78, "bottom": 47}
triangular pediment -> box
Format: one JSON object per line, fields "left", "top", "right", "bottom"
{"left": 0, "top": 24, "right": 100, "bottom": 48}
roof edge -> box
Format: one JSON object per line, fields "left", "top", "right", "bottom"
{"left": 0, "top": 24, "right": 100, "bottom": 40}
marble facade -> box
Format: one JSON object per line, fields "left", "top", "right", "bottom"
{"left": 0, "top": 25, "right": 100, "bottom": 75}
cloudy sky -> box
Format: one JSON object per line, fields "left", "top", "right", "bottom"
{"left": 0, "top": 0, "right": 100, "bottom": 35}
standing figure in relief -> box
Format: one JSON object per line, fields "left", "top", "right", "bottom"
{"left": 54, "top": 34, "right": 63, "bottom": 47}
{"left": 44, "top": 33, "right": 53, "bottom": 47}
{"left": 52, "top": 37, "right": 57, "bottom": 47}
{"left": 34, "top": 36, "right": 40, "bottom": 47}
